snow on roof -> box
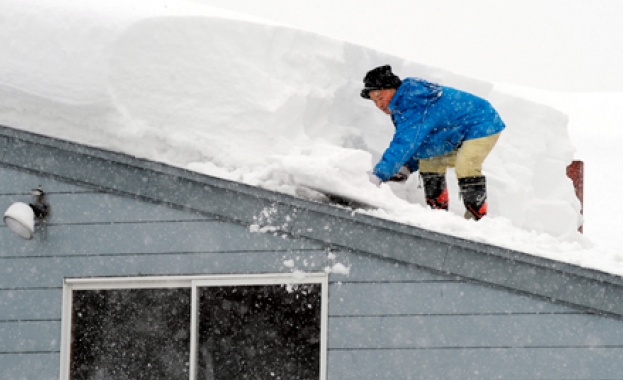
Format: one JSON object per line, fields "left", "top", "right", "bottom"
{"left": 1, "top": 0, "right": 620, "bottom": 276}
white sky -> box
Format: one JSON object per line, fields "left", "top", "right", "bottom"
{"left": 194, "top": 0, "right": 623, "bottom": 92}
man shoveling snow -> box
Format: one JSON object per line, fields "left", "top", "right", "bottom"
{"left": 363, "top": 65, "right": 506, "bottom": 220}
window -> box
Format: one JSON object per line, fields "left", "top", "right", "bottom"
{"left": 70, "top": 287, "right": 191, "bottom": 379}
{"left": 60, "top": 274, "right": 328, "bottom": 380}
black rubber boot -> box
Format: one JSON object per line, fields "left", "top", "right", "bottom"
{"left": 421, "top": 172, "right": 449, "bottom": 210}
{"left": 459, "top": 176, "right": 487, "bottom": 220}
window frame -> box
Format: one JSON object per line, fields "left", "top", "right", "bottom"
{"left": 60, "top": 273, "right": 328, "bottom": 380}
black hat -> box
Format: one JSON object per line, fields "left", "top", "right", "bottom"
{"left": 361, "top": 65, "right": 402, "bottom": 99}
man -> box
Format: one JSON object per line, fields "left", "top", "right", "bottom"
{"left": 362, "top": 65, "right": 505, "bottom": 220}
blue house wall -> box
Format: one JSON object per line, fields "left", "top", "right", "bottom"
{"left": 2, "top": 126, "right": 623, "bottom": 380}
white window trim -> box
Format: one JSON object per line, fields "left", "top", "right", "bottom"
{"left": 60, "top": 273, "right": 328, "bottom": 380}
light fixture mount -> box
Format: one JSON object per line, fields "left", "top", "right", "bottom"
{"left": 30, "top": 188, "right": 49, "bottom": 219}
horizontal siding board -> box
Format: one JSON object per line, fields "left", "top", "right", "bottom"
{"left": 328, "top": 314, "right": 623, "bottom": 349}
{"left": 0, "top": 193, "right": 217, "bottom": 225}
{"left": 0, "top": 321, "right": 60, "bottom": 352}
{"left": 328, "top": 251, "right": 452, "bottom": 283}
{"left": 444, "top": 245, "right": 611, "bottom": 313}
{"left": 328, "top": 282, "right": 574, "bottom": 316}
{"left": 0, "top": 353, "right": 59, "bottom": 380}
{"left": 1, "top": 220, "right": 323, "bottom": 258}
{"left": 291, "top": 208, "right": 449, "bottom": 268}
{"left": 327, "top": 348, "right": 623, "bottom": 380}
{"left": 0, "top": 250, "right": 328, "bottom": 288}
{"left": 0, "top": 166, "right": 86, "bottom": 193}
{"left": 0, "top": 289, "right": 61, "bottom": 321}
{"left": 0, "top": 259, "right": 457, "bottom": 320}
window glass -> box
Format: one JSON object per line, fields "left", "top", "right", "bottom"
{"left": 197, "top": 284, "right": 321, "bottom": 380}
{"left": 64, "top": 276, "right": 325, "bottom": 380}
{"left": 71, "top": 288, "right": 191, "bottom": 380}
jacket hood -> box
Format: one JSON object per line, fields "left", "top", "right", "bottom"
{"left": 389, "top": 78, "right": 443, "bottom": 112}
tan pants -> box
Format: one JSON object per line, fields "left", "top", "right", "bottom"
{"left": 419, "top": 133, "right": 501, "bottom": 178}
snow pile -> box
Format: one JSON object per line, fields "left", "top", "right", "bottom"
{"left": 495, "top": 85, "right": 623, "bottom": 254}
{"left": 1, "top": 0, "right": 614, "bottom": 273}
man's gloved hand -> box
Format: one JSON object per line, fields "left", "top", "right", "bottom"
{"left": 367, "top": 172, "right": 383, "bottom": 187}
{"left": 388, "top": 166, "right": 411, "bottom": 183}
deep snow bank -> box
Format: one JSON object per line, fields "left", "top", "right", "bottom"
{"left": 105, "top": 16, "right": 581, "bottom": 238}
{"left": 0, "top": 1, "right": 592, "bottom": 270}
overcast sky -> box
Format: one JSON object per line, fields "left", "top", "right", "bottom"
{"left": 195, "top": 0, "right": 623, "bottom": 92}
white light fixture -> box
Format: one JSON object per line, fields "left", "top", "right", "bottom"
{"left": 3, "top": 188, "right": 49, "bottom": 240}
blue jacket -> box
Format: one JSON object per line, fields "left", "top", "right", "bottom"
{"left": 373, "top": 78, "right": 505, "bottom": 181}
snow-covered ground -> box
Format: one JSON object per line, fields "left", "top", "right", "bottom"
{"left": 1, "top": 0, "right": 621, "bottom": 275}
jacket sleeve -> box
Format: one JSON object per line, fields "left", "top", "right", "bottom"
{"left": 373, "top": 116, "right": 433, "bottom": 181}
{"left": 404, "top": 156, "right": 419, "bottom": 173}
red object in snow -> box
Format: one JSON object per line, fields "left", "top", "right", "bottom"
{"left": 566, "top": 160, "right": 584, "bottom": 233}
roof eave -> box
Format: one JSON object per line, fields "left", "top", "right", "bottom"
{"left": 1, "top": 124, "right": 621, "bottom": 317}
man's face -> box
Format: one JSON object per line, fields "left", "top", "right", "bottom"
{"left": 368, "top": 88, "right": 396, "bottom": 114}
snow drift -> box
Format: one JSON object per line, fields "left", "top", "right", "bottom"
{"left": 0, "top": 1, "right": 595, "bottom": 270}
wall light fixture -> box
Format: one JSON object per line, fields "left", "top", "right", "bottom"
{"left": 3, "top": 188, "right": 50, "bottom": 240}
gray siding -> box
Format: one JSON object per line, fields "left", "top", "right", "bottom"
{"left": 0, "top": 168, "right": 328, "bottom": 379}
{"left": 2, "top": 167, "right": 623, "bottom": 380}
{"left": 328, "top": 254, "right": 623, "bottom": 380}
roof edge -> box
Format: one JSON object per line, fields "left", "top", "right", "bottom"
{"left": 1, "top": 125, "right": 621, "bottom": 317}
